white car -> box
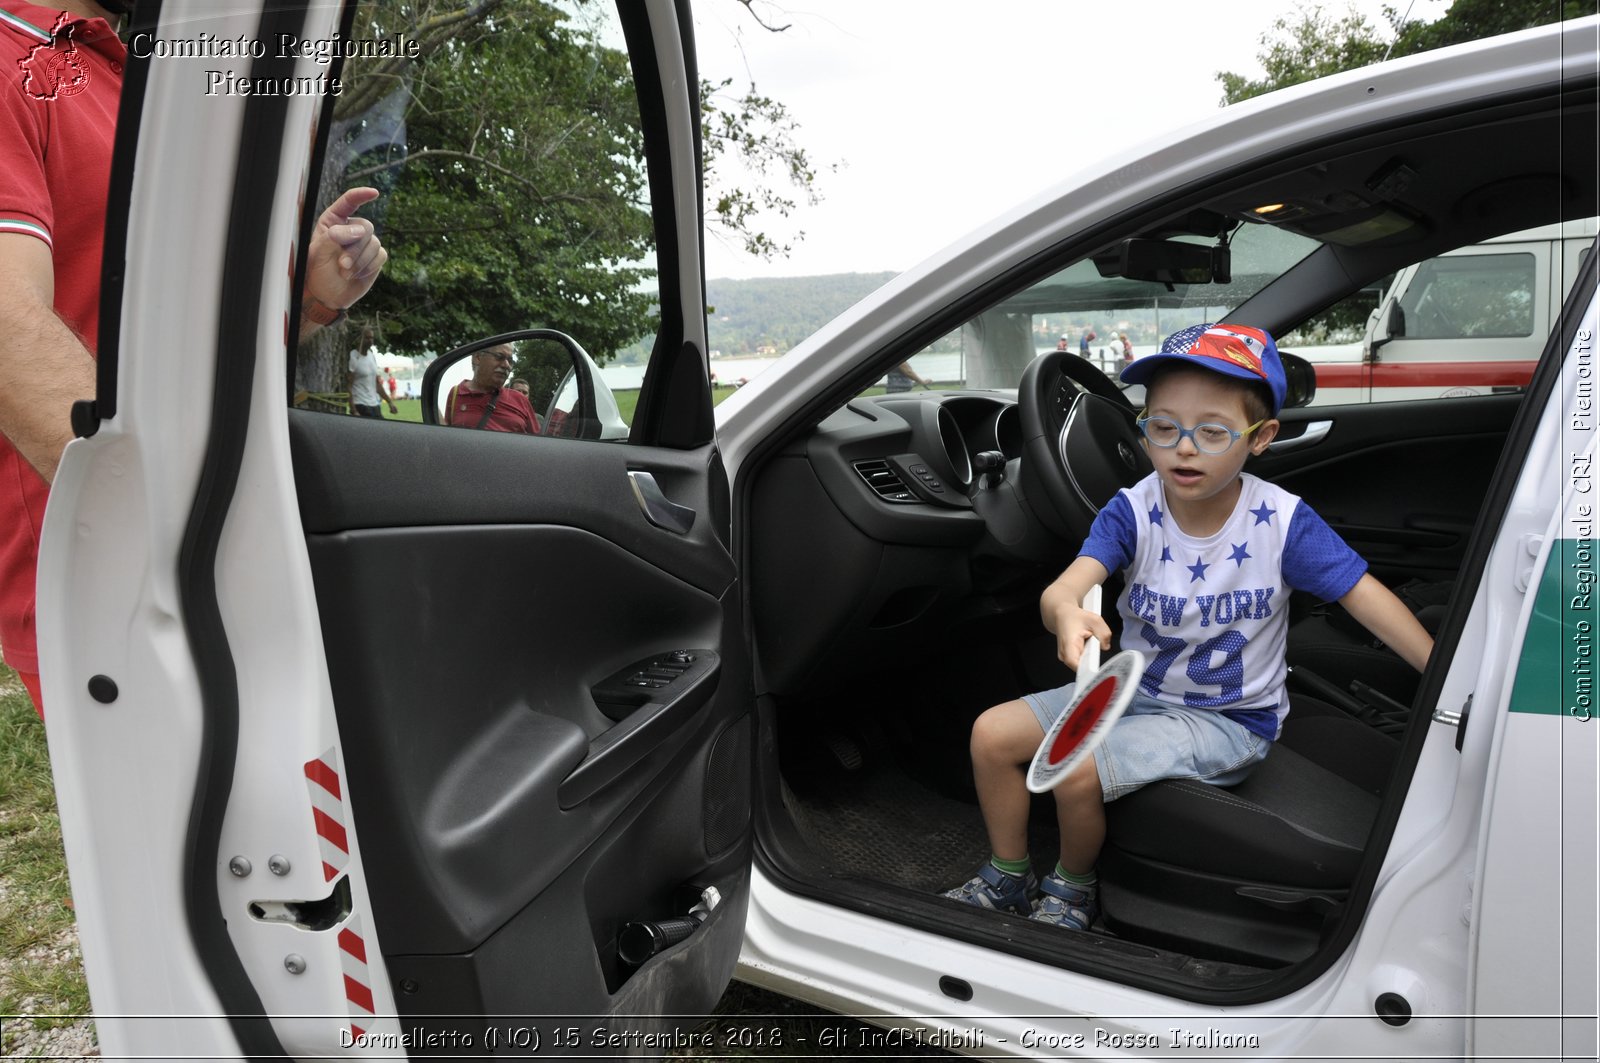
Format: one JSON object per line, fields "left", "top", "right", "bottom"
{"left": 40, "top": 2, "right": 1598, "bottom": 1060}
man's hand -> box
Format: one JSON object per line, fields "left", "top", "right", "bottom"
{"left": 303, "top": 187, "right": 388, "bottom": 318}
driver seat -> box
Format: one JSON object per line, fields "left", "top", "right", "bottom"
{"left": 1099, "top": 696, "right": 1398, "bottom": 966}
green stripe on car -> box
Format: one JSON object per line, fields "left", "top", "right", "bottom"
{"left": 1510, "top": 538, "right": 1598, "bottom": 718}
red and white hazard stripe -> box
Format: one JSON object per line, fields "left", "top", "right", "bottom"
{"left": 338, "top": 916, "right": 377, "bottom": 1041}
{"left": 302, "top": 749, "right": 349, "bottom": 882}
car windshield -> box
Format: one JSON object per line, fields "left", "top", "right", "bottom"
{"left": 871, "top": 222, "right": 1324, "bottom": 394}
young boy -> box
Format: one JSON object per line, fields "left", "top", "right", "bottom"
{"left": 944, "top": 323, "right": 1435, "bottom": 929}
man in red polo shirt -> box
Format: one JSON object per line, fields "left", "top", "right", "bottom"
{"left": 443, "top": 344, "right": 542, "bottom": 434}
{"left": 0, "top": 0, "right": 388, "bottom": 715}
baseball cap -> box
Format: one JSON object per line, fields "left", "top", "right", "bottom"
{"left": 1119, "top": 323, "right": 1287, "bottom": 414}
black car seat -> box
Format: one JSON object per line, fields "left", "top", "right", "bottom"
{"left": 1098, "top": 695, "right": 1400, "bottom": 966}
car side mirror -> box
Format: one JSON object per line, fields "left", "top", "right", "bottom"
{"left": 1387, "top": 300, "right": 1406, "bottom": 338}
{"left": 1278, "top": 351, "right": 1318, "bottom": 410}
{"left": 421, "top": 330, "right": 629, "bottom": 440}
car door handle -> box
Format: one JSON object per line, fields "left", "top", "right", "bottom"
{"left": 628, "top": 471, "right": 696, "bottom": 535}
{"left": 1267, "top": 419, "right": 1332, "bottom": 453}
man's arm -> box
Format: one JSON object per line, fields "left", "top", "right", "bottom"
{"left": 1339, "top": 573, "right": 1434, "bottom": 672}
{"left": 0, "top": 234, "right": 96, "bottom": 484}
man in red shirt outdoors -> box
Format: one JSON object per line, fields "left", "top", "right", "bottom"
{"left": 0, "top": 0, "right": 390, "bottom": 715}
{"left": 443, "top": 344, "right": 541, "bottom": 434}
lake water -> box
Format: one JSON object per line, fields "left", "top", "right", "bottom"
{"left": 597, "top": 348, "right": 1139, "bottom": 391}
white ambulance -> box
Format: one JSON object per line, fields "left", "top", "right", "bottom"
{"left": 34, "top": 1, "right": 1600, "bottom": 1060}
{"left": 1310, "top": 218, "right": 1597, "bottom": 404}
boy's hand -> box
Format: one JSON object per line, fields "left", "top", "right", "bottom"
{"left": 1051, "top": 600, "right": 1112, "bottom": 672}
{"left": 1040, "top": 556, "right": 1112, "bottom": 671}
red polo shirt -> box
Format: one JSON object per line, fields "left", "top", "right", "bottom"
{"left": 445, "top": 382, "right": 542, "bottom": 435}
{"left": 0, "top": 1, "right": 125, "bottom": 674}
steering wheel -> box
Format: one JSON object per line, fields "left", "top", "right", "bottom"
{"left": 1017, "top": 351, "right": 1150, "bottom": 541}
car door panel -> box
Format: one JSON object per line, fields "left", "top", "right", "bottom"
{"left": 1255, "top": 394, "right": 1520, "bottom": 581}
{"left": 287, "top": 407, "right": 752, "bottom": 1026}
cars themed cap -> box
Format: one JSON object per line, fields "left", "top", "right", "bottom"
{"left": 1120, "top": 323, "right": 1287, "bottom": 414}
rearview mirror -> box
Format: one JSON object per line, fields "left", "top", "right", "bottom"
{"left": 1093, "top": 239, "right": 1230, "bottom": 285}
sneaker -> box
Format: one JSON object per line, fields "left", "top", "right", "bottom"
{"left": 942, "top": 862, "right": 1037, "bottom": 915}
{"left": 1029, "top": 871, "right": 1099, "bottom": 930}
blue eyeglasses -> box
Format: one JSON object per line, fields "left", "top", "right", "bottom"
{"left": 1136, "top": 411, "right": 1266, "bottom": 455}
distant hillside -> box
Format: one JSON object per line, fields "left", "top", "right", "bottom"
{"left": 706, "top": 272, "right": 898, "bottom": 356}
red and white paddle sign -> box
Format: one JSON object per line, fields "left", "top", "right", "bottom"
{"left": 1026, "top": 586, "right": 1146, "bottom": 793}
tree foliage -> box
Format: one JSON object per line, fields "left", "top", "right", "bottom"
{"left": 337, "top": 0, "right": 655, "bottom": 360}
{"left": 1216, "top": 0, "right": 1587, "bottom": 105}
{"left": 702, "top": 79, "right": 829, "bottom": 260}
{"left": 1216, "top": 6, "right": 1389, "bottom": 105}
{"left": 297, "top": 0, "right": 825, "bottom": 389}
{"left": 1216, "top": 0, "right": 1584, "bottom": 345}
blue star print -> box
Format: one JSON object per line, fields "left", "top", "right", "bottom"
{"left": 1228, "top": 542, "right": 1251, "bottom": 567}
{"left": 1148, "top": 503, "right": 1164, "bottom": 526}
{"left": 1250, "top": 502, "right": 1276, "bottom": 525}
{"left": 1187, "top": 558, "right": 1209, "bottom": 582}
{"left": 1159, "top": 546, "right": 1173, "bottom": 563}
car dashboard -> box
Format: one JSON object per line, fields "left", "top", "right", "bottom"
{"left": 748, "top": 391, "right": 1053, "bottom": 699}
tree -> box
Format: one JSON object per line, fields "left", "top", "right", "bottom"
{"left": 1389, "top": 0, "right": 1591, "bottom": 55}
{"left": 1217, "top": 0, "right": 1586, "bottom": 105}
{"left": 1215, "top": 6, "right": 1389, "bottom": 105}
{"left": 296, "top": 0, "right": 825, "bottom": 394}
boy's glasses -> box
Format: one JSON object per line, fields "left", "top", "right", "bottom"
{"left": 1135, "top": 411, "right": 1266, "bottom": 455}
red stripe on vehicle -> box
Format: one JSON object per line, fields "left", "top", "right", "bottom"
{"left": 350, "top": 1024, "right": 366, "bottom": 1040}
{"left": 313, "top": 807, "right": 349, "bottom": 853}
{"left": 344, "top": 973, "right": 375, "bottom": 1014}
{"left": 1311, "top": 364, "right": 1366, "bottom": 387}
{"left": 303, "top": 758, "right": 342, "bottom": 800}
{"left": 339, "top": 927, "right": 368, "bottom": 964}
{"left": 323, "top": 861, "right": 339, "bottom": 881}
{"left": 1369, "top": 360, "right": 1534, "bottom": 386}
{"left": 1313, "top": 360, "right": 1535, "bottom": 389}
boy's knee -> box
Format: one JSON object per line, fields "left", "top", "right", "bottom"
{"left": 970, "top": 700, "right": 1039, "bottom": 763}
{"left": 969, "top": 707, "right": 1003, "bottom": 759}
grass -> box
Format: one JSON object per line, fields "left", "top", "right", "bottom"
{"left": 0, "top": 666, "right": 91, "bottom": 1053}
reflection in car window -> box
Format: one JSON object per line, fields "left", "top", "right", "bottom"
{"left": 293, "top": 1, "right": 657, "bottom": 435}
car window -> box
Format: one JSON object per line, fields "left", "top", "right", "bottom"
{"left": 293, "top": 0, "right": 657, "bottom": 439}
{"left": 1398, "top": 252, "right": 1536, "bottom": 339}
{"left": 866, "top": 223, "right": 1321, "bottom": 397}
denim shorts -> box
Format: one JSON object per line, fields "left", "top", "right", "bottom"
{"left": 1021, "top": 684, "right": 1270, "bottom": 801}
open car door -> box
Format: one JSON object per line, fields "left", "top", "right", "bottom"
{"left": 39, "top": 0, "right": 751, "bottom": 1057}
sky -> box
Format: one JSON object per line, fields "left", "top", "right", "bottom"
{"left": 691, "top": 0, "right": 1450, "bottom": 280}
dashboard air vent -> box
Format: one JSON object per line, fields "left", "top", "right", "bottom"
{"left": 852, "top": 460, "right": 919, "bottom": 504}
